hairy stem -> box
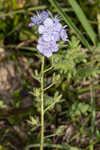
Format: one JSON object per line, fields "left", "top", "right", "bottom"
{"left": 40, "top": 56, "right": 45, "bottom": 150}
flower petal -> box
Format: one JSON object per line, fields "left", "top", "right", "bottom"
{"left": 38, "top": 25, "right": 45, "bottom": 34}
{"left": 43, "top": 34, "right": 52, "bottom": 41}
{"left": 43, "top": 48, "right": 52, "bottom": 57}
{"left": 51, "top": 32, "right": 60, "bottom": 41}
{"left": 55, "top": 23, "right": 62, "bottom": 32}
{"left": 38, "top": 37, "right": 44, "bottom": 44}
{"left": 44, "top": 18, "right": 53, "bottom": 27}
{"left": 52, "top": 44, "right": 59, "bottom": 52}
{"left": 31, "top": 17, "right": 37, "bottom": 24}
{"left": 51, "top": 43, "right": 59, "bottom": 52}
{"left": 37, "top": 44, "right": 43, "bottom": 53}
{"left": 29, "top": 23, "right": 34, "bottom": 27}
{"left": 40, "top": 11, "right": 48, "bottom": 20}
{"left": 60, "top": 29, "right": 68, "bottom": 41}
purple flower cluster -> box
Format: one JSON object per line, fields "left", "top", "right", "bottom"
{"left": 29, "top": 10, "right": 68, "bottom": 57}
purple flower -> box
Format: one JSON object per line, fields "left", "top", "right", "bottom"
{"left": 60, "top": 28, "right": 68, "bottom": 41}
{"left": 29, "top": 10, "right": 68, "bottom": 58}
{"left": 37, "top": 37, "right": 59, "bottom": 57}
{"left": 52, "top": 15, "right": 61, "bottom": 23}
{"left": 29, "top": 10, "right": 49, "bottom": 27}
{"left": 38, "top": 18, "right": 62, "bottom": 42}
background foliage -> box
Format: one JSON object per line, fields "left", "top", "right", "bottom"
{"left": 0, "top": 0, "right": 100, "bottom": 150}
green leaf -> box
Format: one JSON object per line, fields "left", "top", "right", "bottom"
{"left": 68, "top": 102, "right": 91, "bottom": 119}
{"left": 56, "top": 125, "right": 65, "bottom": 135}
{"left": 49, "top": 0, "right": 93, "bottom": 52}
{"left": 0, "top": 101, "right": 7, "bottom": 108}
{"left": 68, "top": 0, "right": 97, "bottom": 45}
{"left": 53, "top": 36, "right": 87, "bottom": 76}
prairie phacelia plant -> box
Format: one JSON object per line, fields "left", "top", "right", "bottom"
{"left": 29, "top": 10, "right": 68, "bottom": 57}
{"left": 29, "top": 10, "right": 68, "bottom": 150}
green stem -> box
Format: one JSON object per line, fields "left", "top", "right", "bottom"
{"left": 89, "top": 86, "right": 95, "bottom": 150}
{"left": 44, "top": 83, "right": 55, "bottom": 91}
{"left": 40, "top": 56, "right": 45, "bottom": 150}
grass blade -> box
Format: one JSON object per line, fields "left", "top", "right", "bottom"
{"left": 97, "top": 13, "right": 100, "bottom": 39}
{"left": 48, "top": 0, "right": 93, "bottom": 52}
{"left": 89, "top": 86, "right": 96, "bottom": 150}
{"left": 25, "top": 143, "right": 82, "bottom": 150}
{"left": 68, "top": 0, "right": 97, "bottom": 45}
{"left": 0, "top": 5, "right": 47, "bottom": 17}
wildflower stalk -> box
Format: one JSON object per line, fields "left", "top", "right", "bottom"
{"left": 40, "top": 56, "right": 45, "bottom": 150}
